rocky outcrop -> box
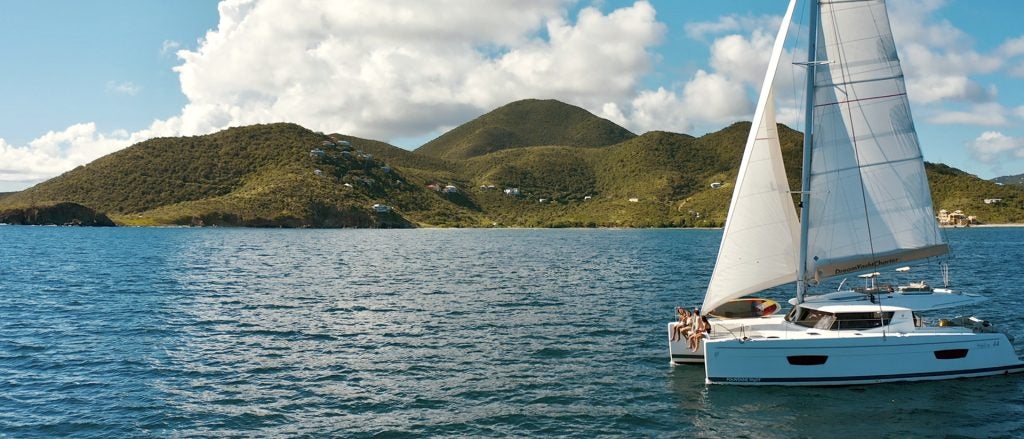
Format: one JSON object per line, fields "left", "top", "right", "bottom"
{"left": 0, "top": 202, "right": 116, "bottom": 226}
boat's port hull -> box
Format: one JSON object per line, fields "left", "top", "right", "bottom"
{"left": 703, "top": 332, "right": 1024, "bottom": 386}
{"left": 668, "top": 322, "right": 703, "bottom": 364}
{"left": 669, "top": 317, "right": 781, "bottom": 365}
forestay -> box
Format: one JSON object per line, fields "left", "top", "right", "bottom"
{"left": 804, "top": 0, "right": 947, "bottom": 283}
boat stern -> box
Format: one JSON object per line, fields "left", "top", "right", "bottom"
{"left": 667, "top": 322, "right": 704, "bottom": 365}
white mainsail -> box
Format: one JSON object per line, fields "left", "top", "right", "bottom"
{"left": 701, "top": 0, "right": 799, "bottom": 313}
{"left": 804, "top": 0, "right": 947, "bottom": 283}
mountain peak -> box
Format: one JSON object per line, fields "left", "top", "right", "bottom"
{"left": 415, "top": 99, "right": 636, "bottom": 160}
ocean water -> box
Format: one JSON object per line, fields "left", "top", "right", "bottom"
{"left": 1, "top": 226, "right": 1022, "bottom": 438}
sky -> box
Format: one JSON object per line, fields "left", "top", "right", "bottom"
{"left": 2, "top": 0, "right": 1024, "bottom": 192}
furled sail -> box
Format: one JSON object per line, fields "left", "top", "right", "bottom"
{"left": 804, "top": 0, "right": 947, "bottom": 283}
{"left": 701, "top": 0, "right": 799, "bottom": 314}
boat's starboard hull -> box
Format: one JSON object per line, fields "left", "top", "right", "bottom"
{"left": 703, "top": 332, "right": 1024, "bottom": 386}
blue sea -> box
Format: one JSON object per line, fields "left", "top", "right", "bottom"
{"left": 1, "top": 226, "right": 1023, "bottom": 437}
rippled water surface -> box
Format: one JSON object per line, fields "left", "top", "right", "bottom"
{"left": 1, "top": 227, "right": 1023, "bottom": 437}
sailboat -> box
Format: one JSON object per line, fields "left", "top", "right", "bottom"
{"left": 667, "top": 0, "right": 1024, "bottom": 385}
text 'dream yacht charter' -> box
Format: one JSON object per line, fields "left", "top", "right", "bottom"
{"left": 667, "top": 0, "right": 1024, "bottom": 386}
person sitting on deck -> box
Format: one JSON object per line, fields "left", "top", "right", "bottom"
{"left": 671, "top": 307, "right": 692, "bottom": 342}
{"left": 687, "top": 308, "right": 710, "bottom": 352}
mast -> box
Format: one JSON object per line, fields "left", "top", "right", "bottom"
{"left": 795, "top": 0, "right": 818, "bottom": 304}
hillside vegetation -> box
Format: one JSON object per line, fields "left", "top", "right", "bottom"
{"left": 1, "top": 98, "right": 1021, "bottom": 227}
{"left": 416, "top": 99, "right": 636, "bottom": 160}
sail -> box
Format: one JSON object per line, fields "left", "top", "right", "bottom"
{"left": 804, "top": 0, "right": 947, "bottom": 283}
{"left": 701, "top": 0, "right": 799, "bottom": 314}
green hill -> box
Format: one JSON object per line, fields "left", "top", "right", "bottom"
{"left": 416, "top": 99, "right": 636, "bottom": 160}
{"left": 928, "top": 163, "right": 1024, "bottom": 224}
{"left": 0, "top": 123, "right": 477, "bottom": 227}
{"left": 2, "top": 98, "right": 1021, "bottom": 228}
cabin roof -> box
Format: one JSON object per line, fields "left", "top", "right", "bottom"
{"left": 800, "top": 303, "right": 906, "bottom": 313}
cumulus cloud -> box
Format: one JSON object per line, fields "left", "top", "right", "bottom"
{"left": 15, "top": 0, "right": 1017, "bottom": 190}
{"left": 683, "top": 14, "right": 780, "bottom": 41}
{"left": 968, "top": 131, "right": 1024, "bottom": 163}
{"left": 927, "top": 103, "right": 1010, "bottom": 126}
{"left": 888, "top": 1, "right": 1001, "bottom": 105}
{"left": 3, "top": 0, "right": 673, "bottom": 189}
{"left": 167, "top": 0, "right": 665, "bottom": 140}
{"left": 0, "top": 123, "right": 136, "bottom": 186}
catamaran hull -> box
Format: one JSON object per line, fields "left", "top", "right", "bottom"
{"left": 668, "top": 327, "right": 704, "bottom": 365}
{"left": 703, "top": 333, "right": 1024, "bottom": 386}
{"left": 669, "top": 317, "right": 783, "bottom": 365}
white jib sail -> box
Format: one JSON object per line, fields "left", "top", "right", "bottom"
{"left": 805, "top": 0, "right": 948, "bottom": 283}
{"left": 701, "top": 0, "right": 799, "bottom": 313}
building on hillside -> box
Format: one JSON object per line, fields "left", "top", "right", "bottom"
{"left": 309, "top": 148, "right": 326, "bottom": 158}
{"left": 584, "top": 196, "right": 592, "bottom": 201}
{"left": 372, "top": 204, "right": 392, "bottom": 213}
{"left": 313, "top": 169, "right": 323, "bottom": 176}
{"left": 628, "top": 198, "right": 639, "bottom": 203}
{"left": 984, "top": 198, "right": 1003, "bottom": 204}
{"left": 504, "top": 187, "right": 521, "bottom": 196}
{"left": 710, "top": 182, "right": 722, "bottom": 189}
{"left": 937, "top": 209, "right": 976, "bottom": 226}
{"left": 443, "top": 184, "right": 458, "bottom": 194}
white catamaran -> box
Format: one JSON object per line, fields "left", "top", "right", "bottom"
{"left": 668, "top": 0, "right": 1024, "bottom": 385}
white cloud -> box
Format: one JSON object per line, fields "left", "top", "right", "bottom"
{"left": 3, "top": 0, "right": 673, "bottom": 188}
{"left": 0, "top": 123, "right": 134, "bottom": 187}
{"left": 19, "top": 0, "right": 1016, "bottom": 190}
{"left": 684, "top": 14, "right": 780, "bottom": 41}
{"left": 927, "top": 103, "right": 1009, "bottom": 126}
{"left": 968, "top": 131, "right": 1024, "bottom": 163}
{"left": 106, "top": 80, "right": 141, "bottom": 96}
{"left": 168, "top": 0, "right": 664, "bottom": 140}
{"left": 998, "top": 36, "right": 1024, "bottom": 58}
{"left": 887, "top": 2, "right": 1001, "bottom": 105}
{"left": 709, "top": 31, "right": 774, "bottom": 86}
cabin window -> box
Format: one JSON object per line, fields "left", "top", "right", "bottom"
{"left": 832, "top": 312, "right": 894, "bottom": 330}
{"left": 788, "top": 309, "right": 893, "bottom": 330}
{"left": 789, "top": 308, "right": 835, "bottom": 329}
{"left": 934, "top": 349, "right": 968, "bottom": 359}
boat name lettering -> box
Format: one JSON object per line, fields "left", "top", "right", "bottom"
{"left": 832, "top": 258, "right": 899, "bottom": 276}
